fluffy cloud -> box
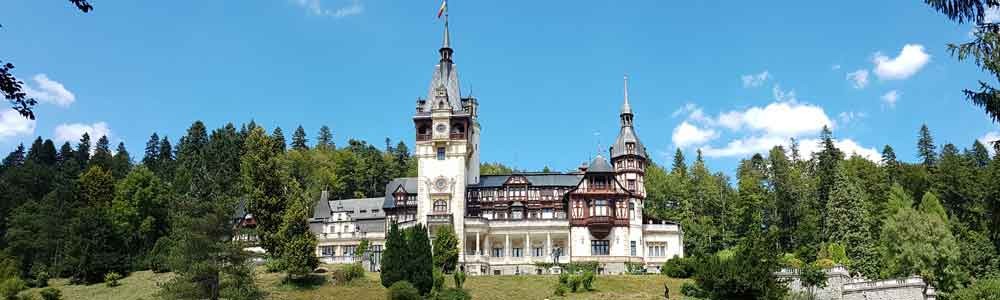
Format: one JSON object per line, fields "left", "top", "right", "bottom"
{"left": 0, "top": 109, "right": 36, "bottom": 141}
{"left": 54, "top": 122, "right": 111, "bottom": 143}
{"left": 715, "top": 101, "right": 832, "bottom": 137}
{"left": 672, "top": 121, "right": 718, "bottom": 148}
{"left": 293, "top": 0, "right": 363, "bottom": 18}
{"left": 881, "top": 90, "right": 900, "bottom": 108}
{"left": 741, "top": 71, "right": 770, "bottom": 88}
{"left": 873, "top": 44, "right": 930, "bottom": 80}
{"left": 24, "top": 74, "right": 75, "bottom": 107}
{"left": 799, "top": 138, "right": 881, "bottom": 161}
{"left": 846, "top": 69, "right": 869, "bottom": 89}
{"left": 702, "top": 135, "right": 788, "bottom": 158}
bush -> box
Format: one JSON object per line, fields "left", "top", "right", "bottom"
{"left": 567, "top": 274, "right": 582, "bottom": 292}
{"left": 813, "top": 258, "right": 836, "bottom": 269}
{"left": 780, "top": 253, "right": 804, "bottom": 269}
{"left": 39, "top": 288, "right": 61, "bottom": 300}
{"left": 387, "top": 281, "right": 421, "bottom": 300}
{"left": 432, "top": 268, "right": 445, "bottom": 292}
{"left": 263, "top": 257, "right": 285, "bottom": 273}
{"left": 558, "top": 272, "right": 570, "bottom": 285}
{"left": 663, "top": 257, "right": 696, "bottom": 278}
{"left": 453, "top": 270, "right": 466, "bottom": 290}
{"left": 332, "top": 263, "right": 365, "bottom": 283}
{"left": 553, "top": 283, "right": 567, "bottom": 296}
{"left": 432, "top": 288, "right": 471, "bottom": 300}
{"left": 564, "top": 261, "right": 599, "bottom": 274}
{"left": 625, "top": 262, "right": 645, "bottom": 274}
{"left": 0, "top": 278, "right": 26, "bottom": 300}
{"left": 104, "top": 272, "right": 122, "bottom": 287}
{"left": 680, "top": 282, "right": 706, "bottom": 298}
{"left": 580, "top": 271, "right": 595, "bottom": 291}
{"left": 28, "top": 264, "right": 49, "bottom": 288}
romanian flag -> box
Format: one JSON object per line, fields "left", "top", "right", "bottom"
{"left": 437, "top": 0, "right": 447, "bottom": 18}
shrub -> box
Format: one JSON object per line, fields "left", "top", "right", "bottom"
{"left": 263, "top": 257, "right": 285, "bottom": 273}
{"left": 580, "top": 271, "right": 595, "bottom": 291}
{"left": 567, "top": 274, "right": 582, "bottom": 292}
{"left": 558, "top": 272, "right": 570, "bottom": 285}
{"left": 0, "top": 278, "right": 26, "bottom": 300}
{"left": 813, "top": 258, "right": 836, "bottom": 269}
{"left": 553, "top": 283, "right": 567, "bottom": 296}
{"left": 432, "top": 268, "right": 445, "bottom": 292}
{"left": 564, "top": 261, "right": 599, "bottom": 274}
{"left": 28, "top": 264, "right": 49, "bottom": 288}
{"left": 387, "top": 281, "right": 421, "bottom": 300}
{"left": 332, "top": 263, "right": 365, "bottom": 283}
{"left": 951, "top": 276, "right": 1000, "bottom": 300}
{"left": 432, "top": 288, "right": 471, "bottom": 300}
{"left": 453, "top": 270, "right": 466, "bottom": 290}
{"left": 663, "top": 257, "right": 696, "bottom": 278}
{"left": 780, "top": 253, "right": 804, "bottom": 269}
{"left": 625, "top": 262, "right": 645, "bottom": 274}
{"left": 39, "top": 288, "right": 61, "bottom": 300}
{"left": 104, "top": 272, "right": 122, "bottom": 287}
{"left": 680, "top": 282, "right": 706, "bottom": 298}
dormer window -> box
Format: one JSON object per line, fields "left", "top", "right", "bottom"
{"left": 626, "top": 142, "right": 635, "bottom": 154}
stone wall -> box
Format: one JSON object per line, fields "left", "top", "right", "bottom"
{"left": 778, "top": 266, "right": 936, "bottom": 300}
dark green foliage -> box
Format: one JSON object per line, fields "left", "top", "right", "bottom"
{"left": 332, "top": 263, "right": 365, "bottom": 283}
{"left": 662, "top": 256, "right": 696, "bottom": 278}
{"left": 799, "top": 262, "right": 828, "bottom": 299}
{"left": 74, "top": 133, "right": 90, "bottom": 167}
{"left": 950, "top": 275, "right": 1000, "bottom": 300}
{"left": 39, "top": 287, "right": 61, "bottom": 300}
{"left": 64, "top": 206, "right": 128, "bottom": 284}
{"left": 918, "top": 124, "right": 937, "bottom": 168}
{"left": 453, "top": 270, "right": 465, "bottom": 289}
{"left": 480, "top": 162, "right": 515, "bottom": 175}
{"left": 387, "top": 281, "right": 421, "bottom": 300}
{"left": 692, "top": 225, "right": 788, "bottom": 300}
{"left": 381, "top": 222, "right": 405, "bottom": 288}
{"left": 432, "top": 288, "right": 471, "bottom": 300}
{"left": 291, "top": 125, "right": 309, "bottom": 151}
{"left": 104, "top": 271, "right": 122, "bottom": 287}
{"left": 316, "top": 125, "right": 335, "bottom": 151}
{"left": 405, "top": 224, "right": 435, "bottom": 295}
{"left": 671, "top": 148, "right": 687, "bottom": 177}
{"left": 432, "top": 267, "right": 445, "bottom": 292}
{"left": 278, "top": 193, "right": 319, "bottom": 279}
{"left": 580, "top": 271, "right": 595, "bottom": 291}
{"left": 242, "top": 126, "right": 297, "bottom": 255}
{"left": 110, "top": 166, "right": 170, "bottom": 268}
{"left": 91, "top": 135, "right": 113, "bottom": 171}
{"left": 680, "top": 282, "right": 706, "bottom": 298}
{"left": 432, "top": 226, "right": 460, "bottom": 273}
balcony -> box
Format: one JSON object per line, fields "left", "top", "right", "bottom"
{"left": 570, "top": 215, "right": 625, "bottom": 226}
{"left": 416, "top": 133, "right": 432, "bottom": 141}
{"left": 427, "top": 214, "right": 454, "bottom": 224}
{"left": 450, "top": 133, "right": 466, "bottom": 140}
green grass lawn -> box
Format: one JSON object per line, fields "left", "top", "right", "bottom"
{"left": 23, "top": 267, "right": 690, "bottom": 300}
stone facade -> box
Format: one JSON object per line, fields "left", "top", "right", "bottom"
{"left": 778, "top": 266, "right": 937, "bottom": 300}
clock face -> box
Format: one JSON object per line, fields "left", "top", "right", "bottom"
{"left": 436, "top": 123, "right": 448, "bottom": 133}
{"left": 434, "top": 178, "right": 448, "bottom": 191}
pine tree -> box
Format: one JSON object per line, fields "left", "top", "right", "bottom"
{"left": 291, "top": 125, "right": 309, "bottom": 151}
{"left": 241, "top": 127, "right": 299, "bottom": 255}
{"left": 142, "top": 133, "right": 160, "bottom": 169}
{"left": 2, "top": 143, "right": 25, "bottom": 168}
{"left": 271, "top": 127, "right": 287, "bottom": 153}
{"left": 278, "top": 194, "right": 318, "bottom": 279}
{"left": 882, "top": 145, "right": 900, "bottom": 184}
{"left": 381, "top": 222, "right": 404, "bottom": 288}
{"left": 316, "top": 125, "right": 334, "bottom": 151}
{"left": 970, "top": 140, "right": 991, "bottom": 168}
{"left": 39, "top": 139, "right": 57, "bottom": 165}
{"left": 672, "top": 148, "right": 687, "bottom": 178}
{"left": 918, "top": 124, "right": 937, "bottom": 168}
{"left": 91, "top": 135, "right": 113, "bottom": 170}
{"left": 75, "top": 132, "right": 91, "bottom": 166}
{"left": 815, "top": 126, "right": 843, "bottom": 233}
{"left": 56, "top": 142, "right": 73, "bottom": 165}
{"left": 824, "top": 168, "right": 877, "bottom": 277}
{"left": 768, "top": 146, "right": 797, "bottom": 252}
{"left": 112, "top": 142, "right": 131, "bottom": 178}
{"left": 881, "top": 191, "right": 962, "bottom": 292}
{"left": 432, "top": 226, "right": 460, "bottom": 273}
{"left": 933, "top": 143, "right": 981, "bottom": 225}
{"left": 26, "top": 137, "right": 43, "bottom": 163}
{"left": 406, "top": 224, "right": 434, "bottom": 295}
{"left": 157, "top": 136, "right": 175, "bottom": 179}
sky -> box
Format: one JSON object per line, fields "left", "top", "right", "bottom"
{"left": 2, "top": 0, "right": 999, "bottom": 176}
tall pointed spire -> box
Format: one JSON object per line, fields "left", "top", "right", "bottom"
{"left": 438, "top": 1, "right": 453, "bottom": 63}
{"left": 442, "top": 15, "right": 451, "bottom": 49}
{"left": 621, "top": 74, "right": 632, "bottom": 115}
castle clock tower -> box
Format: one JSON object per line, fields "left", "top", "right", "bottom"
{"left": 412, "top": 16, "right": 480, "bottom": 252}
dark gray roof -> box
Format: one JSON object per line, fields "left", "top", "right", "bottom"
{"left": 472, "top": 173, "right": 582, "bottom": 188}
{"left": 383, "top": 177, "right": 419, "bottom": 209}
{"left": 587, "top": 155, "right": 614, "bottom": 173}
{"left": 311, "top": 192, "right": 332, "bottom": 220}
{"left": 311, "top": 190, "right": 386, "bottom": 222}
{"left": 610, "top": 126, "right": 648, "bottom": 160}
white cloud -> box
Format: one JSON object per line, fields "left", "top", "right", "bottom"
{"left": 838, "top": 111, "right": 866, "bottom": 124}
{"left": 0, "top": 109, "right": 35, "bottom": 141}
{"left": 717, "top": 101, "right": 832, "bottom": 137}
{"left": 293, "top": 0, "right": 363, "bottom": 18}
{"left": 980, "top": 131, "right": 1000, "bottom": 154}
{"left": 873, "top": 44, "right": 930, "bottom": 80}
{"left": 702, "top": 135, "right": 789, "bottom": 158}
{"left": 54, "top": 122, "right": 111, "bottom": 143}
{"left": 986, "top": 7, "right": 1000, "bottom": 23}
{"left": 741, "top": 71, "right": 770, "bottom": 88}
{"left": 846, "top": 69, "right": 869, "bottom": 89}
{"left": 799, "top": 138, "right": 881, "bottom": 161}
{"left": 23, "top": 74, "right": 75, "bottom": 107}
{"left": 672, "top": 121, "right": 718, "bottom": 148}
{"left": 881, "top": 90, "right": 900, "bottom": 108}
{"left": 772, "top": 84, "right": 797, "bottom": 102}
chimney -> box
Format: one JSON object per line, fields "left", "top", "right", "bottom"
{"left": 578, "top": 162, "right": 589, "bottom": 173}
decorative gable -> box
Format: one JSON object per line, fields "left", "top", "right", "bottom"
{"left": 504, "top": 175, "right": 530, "bottom": 186}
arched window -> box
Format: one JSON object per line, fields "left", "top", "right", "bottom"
{"left": 433, "top": 200, "right": 448, "bottom": 212}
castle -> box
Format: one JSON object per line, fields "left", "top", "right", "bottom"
{"left": 308, "top": 19, "right": 684, "bottom": 275}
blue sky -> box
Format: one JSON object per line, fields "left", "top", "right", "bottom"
{"left": 2, "top": 0, "right": 999, "bottom": 175}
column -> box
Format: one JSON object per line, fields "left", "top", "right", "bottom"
{"left": 546, "top": 232, "right": 552, "bottom": 257}
{"left": 475, "top": 232, "right": 481, "bottom": 256}
{"left": 485, "top": 235, "right": 491, "bottom": 258}
{"left": 525, "top": 233, "right": 531, "bottom": 258}
{"left": 504, "top": 234, "right": 510, "bottom": 262}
